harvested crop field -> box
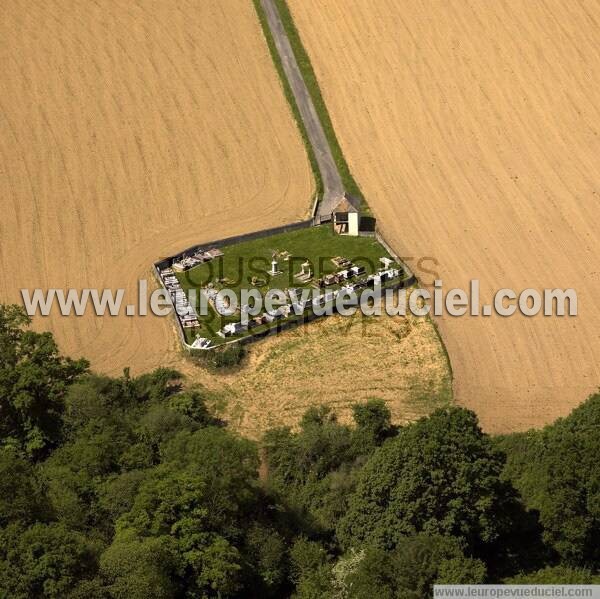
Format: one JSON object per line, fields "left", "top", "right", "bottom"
{"left": 0, "top": 0, "right": 313, "bottom": 374}
{"left": 187, "top": 309, "right": 452, "bottom": 440}
{"left": 288, "top": 0, "right": 600, "bottom": 431}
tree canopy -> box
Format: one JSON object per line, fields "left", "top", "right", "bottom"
{"left": 0, "top": 305, "right": 88, "bottom": 458}
{"left": 496, "top": 393, "right": 600, "bottom": 568}
{"left": 337, "top": 407, "right": 519, "bottom": 555}
{"left": 0, "top": 304, "right": 599, "bottom": 596}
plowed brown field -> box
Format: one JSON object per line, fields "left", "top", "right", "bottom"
{"left": 0, "top": 0, "right": 313, "bottom": 374}
{"left": 289, "top": 0, "right": 600, "bottom": 431}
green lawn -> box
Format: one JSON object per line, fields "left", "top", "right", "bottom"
{"left": 175, "top": 225, "right": 402, "bottom": 344}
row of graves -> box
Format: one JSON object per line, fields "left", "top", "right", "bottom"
{"left": 171, "top": 247, "right": 224, "bottom": 273}
{"left": 317, "top": 256, "right": 366, "bottom": 288}
{"left": 217, "top": 256, "right": 403, "bottom": 340}
{"left": 158, "top": 267, "right": 202, "bottom": 334}
{"left": 329, "top": 256, "right": 402, "bottom": 295}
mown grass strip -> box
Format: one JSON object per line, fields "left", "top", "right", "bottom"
{"left": 252, "top": 0, "right": 323, "bottom": 199}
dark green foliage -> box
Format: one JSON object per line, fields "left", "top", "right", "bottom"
{"left": 505, "top": 565, "right": 600, "bottom": 584}
{"left": 264, "top": 407, "right": 353, "bottom": 493}
{"left": 198, "top": 343, "right": 246, "bottom": 369}
{"left": 0, "top": 448, "right": 50, "bottom": 526}
{"left": 245, "top": 524, "right": 288, "bottom": 592}
{"left": 100, "top": 531, "right": 177, "bottom": 599}
{"left": 0, "top": 305, "right": 88, "bottom": 458}
{"left": 344, "top": 535, "right": 486, "bottom": 598}
{"left": 194, "top": 343, "right": 246, "bottom": 370}
{"left": 1, "top": 301, "right": 600, "bottom": 594}
{"left": 264, "top": 405, "right": 376, "bottom": 532}
{"left": 351, "top": 399, "right": 395, "bottom": 453}
{"left": 289, "top": 538, "right": 333, "bottom": 599}
{"left": 168, "top": 390, "right": 215, "bottom": 425}
{"left": 97, "top": 470, "right": 148, "bottom": 523}
{"left": 41, "top": 419, "right": 137, "bottom": 531}
{"left": 101, "top": 429, "right": 285, "bottom": 598}
{"left": 496, "top": 392, "right": 600, "bottom": 568}
{"left": 0, "top": 522, "right": 100, "bottom": 598}
{"left": 112, "top": 470, "right": 244, "bottom": 597}
{"left": 161, "top": 427, "right": 259, "bottom": 489}
{"left": 337, "top": 408, "right": 519, "bottom": 554}
{"left": 214, "top": 343, "right": 246, "bottom": 368}
{"left": 62, "top": 368, "right": 183, "bottom": 436}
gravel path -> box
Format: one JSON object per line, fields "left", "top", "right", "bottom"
{"left": 260, "top": 0, "right": 344, "bottom": 218}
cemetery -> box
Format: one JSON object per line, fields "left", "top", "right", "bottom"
{"left": 157, "top": 225, "right": 409, "bottom": 348}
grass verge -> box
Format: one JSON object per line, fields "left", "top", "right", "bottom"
{"left": 271, "top": 0, "right": 368, "bottom": 211}
{"left": 429, "top": 315, "right": 454, "bottom": 385}
{"left": 252, "top": 0, "right": 323, "bottom": 199}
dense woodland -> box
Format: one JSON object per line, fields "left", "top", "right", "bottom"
{"left": 1, "top": 304, "right": 599, "bottom": 598}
